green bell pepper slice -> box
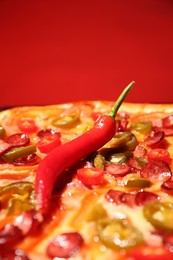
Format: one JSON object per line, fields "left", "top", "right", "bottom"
{"left": 52, "top": 114, "right": 79, "bottom": 128}
{"left": 130, "top": 121, "right": 152, "bottom": 135}
{"left": 0, "top": 126, "right": 6, "bottom": 139}
{"left": 143, "top": 202, "right": 173, "bottom": 232}
{"left": 97, "top": 218, "right": 143, "bottom": 249}
{"left": 0, "top": 181, "right": 35, "bottom": 215}
{"left": 2, "top": 145, "right": 36, "bottom": 163}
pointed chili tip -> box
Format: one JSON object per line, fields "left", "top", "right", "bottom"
{"left": 109, "top": 81, "right": 135, "bottom": 118}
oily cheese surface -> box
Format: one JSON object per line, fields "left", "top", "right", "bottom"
{"left": 0, "top": 102, "right": 173, "bottom": 259}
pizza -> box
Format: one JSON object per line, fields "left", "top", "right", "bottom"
{"left": 1, "top": 87, "right": 173, "bottom": 259}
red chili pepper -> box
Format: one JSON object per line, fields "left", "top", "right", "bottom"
{"left": 35, "top": 82, "right": 134, "bottom": 211}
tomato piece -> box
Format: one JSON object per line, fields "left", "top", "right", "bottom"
{"left": 127, "top": 245, "right": 173, "bottom": 260}
{"left": 18, "top": 119, "right": 38, "bottom": 134}
{"left": 76, "top": 167, "right": 104, "bottom": 186}
{"left": 147, "top": 148, "right": 172, "bottom": 164}
{"left": 37, "top": 133, "right": 61, "bottom": 153}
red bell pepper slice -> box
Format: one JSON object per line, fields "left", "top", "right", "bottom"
{"left": 37, "top": 133, "right": 61, "bottom": 154}
{"left": 76, "top": 167, "right": 104, "bottom": 186}
{"left": 18, "top": 119, "right": 38, "bottom": 134}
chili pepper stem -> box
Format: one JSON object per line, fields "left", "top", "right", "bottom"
{"left": 109, "top": 81, "right": 135, "bottom": 119}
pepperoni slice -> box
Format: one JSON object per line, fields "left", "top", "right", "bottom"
{"left": 0, "top": 223, "right": 22, "bottom": 245}
{"left": 13, "top": 153, "right": 40, "bottom": 166}
{"left": 37, "top": 129, "right": 60, "bottom": 138}
{"left": 105, "top": 189, "right": 124, "bottom": 204}
{"left": 117, "top": 111, "right": 130, "bottom": 120}
{"left": 115, "top": 119, "right": 128, "bottom": 132}
{"left": 135, "top": 191, "right": 160, "bottom": 206}
{"left": 0, "top": 249, "right": 29, "bottom": 260}
{"left": 162, "top": 233, "right": 173, "bottom": 252}
{"left": 120, "top": 192, "right": 136, "bottom": 207}
{"left": 15, "top": 210, "right": 41, "bottom": 236}
{"left": 140, "top": 160, "right": 172, "bottom": 182}
{"left": 6, "top": 133, "right": 30, "bottom": 147}
{"left": 134, "top": 145, "right": 147, "bottom": 158}
{"left": 105, "top": 164, "right": 131, "bottom": 178}
{"left": 144, "top": 131, "right": 165, "bottom": 148}
{"left": 0, "top": 139, "right": 12, "bottom": 155}
{"left": 105, "top": 189, "right": 136, "bottom": 207}
{"left": 161, "top": 180, "right": 173, "bottom": 195}
{"left": 153, "top": 126, "right": 173, "bottom": 137}
{"left": 127, "top": 245, "right": 173, "bottom": 260}
{"left": 147, "top": 148, "right": 172, "bottom": 165}
{"left": 128, "top": 158, "right": 143, "bottom": 172}
{"left": 47, "top": 232, "right": 83, "bottom": 258}
{"left": 162, "top": 114, "right": 173, "bottom": 128}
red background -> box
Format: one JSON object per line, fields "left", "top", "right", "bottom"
{"left": 1, "top": 0, "right": 173, "bottom": 106}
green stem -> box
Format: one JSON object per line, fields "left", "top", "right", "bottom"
{"left": 109, "top": 81, "right": 135, "bottom": 118}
